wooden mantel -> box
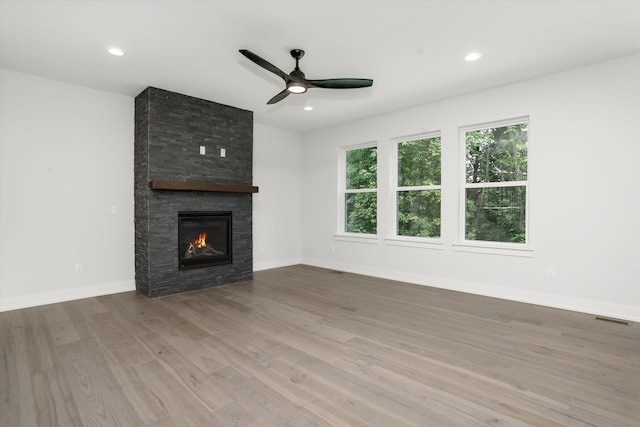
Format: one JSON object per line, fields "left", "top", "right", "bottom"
{"left": 150, "top": 180, "right": 259, "bottom": 193}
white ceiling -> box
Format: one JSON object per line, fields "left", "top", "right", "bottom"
{"left": 1, "top": 0, "right": 639, "bottom": 133}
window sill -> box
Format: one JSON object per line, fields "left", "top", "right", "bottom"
{"left": 452, "top": 242, "right": 534, "bottom": 257}
{"left": 384, "top": 237, "right": 444, "bottom": 250}
{"left": 334, "top": 234, "right": 380, "bottom": 244}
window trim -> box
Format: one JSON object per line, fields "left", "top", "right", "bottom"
{"left": 390, "top": 131, "right": 443, "bottom": 243}
{"left": 336, "top": 141, "right": 379, "bottom": 239}
{"left": 458, "top": 116, "right": 532, "bottom": 255}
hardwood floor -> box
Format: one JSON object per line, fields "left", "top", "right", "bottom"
{"left": 2, "top": 265, "right": 639, "bottom": 426}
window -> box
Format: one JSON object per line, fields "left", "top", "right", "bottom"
{"left": 463, "top": 118, "right": 528, "bottom": 244}
{"left": 395, "top": 134, "right": 441, "bottom": 238}
{"left": 343, "top": 145, "right": 377, "bottom": 235}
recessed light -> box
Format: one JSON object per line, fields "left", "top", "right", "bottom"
{"left": 465, "top": 52, "right": 482, "bottom": 62}
{"left": 304, "top": 106, "right": 313, "bottom": 111}
{"left": 108, "top": 47, "right": 125, "bottom": 56}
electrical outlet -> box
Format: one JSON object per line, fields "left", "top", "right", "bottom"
{"left": 75, "top": 264, "right": 83, "bottom": 274}
{"left": 545, "top": 268, "right": 555, "bottom": 279}
{"left": 220, "top": 148, "right": 226, "bottom": 157}
{"left": 110, "top": 205, "right": 118, "bottom": 215}
{"left": 200, "top": 146, "right": 206, "bottom": 155}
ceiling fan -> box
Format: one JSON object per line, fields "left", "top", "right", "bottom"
{"left": 239, "top": 48, "right": 373, "bottom": 104}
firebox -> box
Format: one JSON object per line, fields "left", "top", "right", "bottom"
{"left": 178, "top": 211, "right": 232, "bottom": 270}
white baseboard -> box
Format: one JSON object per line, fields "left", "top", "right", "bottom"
{"left": 0, "top": 279, "right": 136, "bottom": 312}
{"left": 254, "top": 257, "right": 302, "bottom": 272}
{"left": 301, "top": 257, "right": 640, "bottom": 323}
{"left": 0, "top": 258, "right": 303, "bottom": 311}
{"left": 5, "top": 262, "right": 637, "bottom": 324}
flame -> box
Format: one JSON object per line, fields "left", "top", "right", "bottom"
{"left": 194, "top": 232, "right": 207, "bottom": 247}
{"left": 187, "top": 232, "right": 207, "bottom": 254}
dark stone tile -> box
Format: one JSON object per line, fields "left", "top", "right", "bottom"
{"left": 134, "top": 87, "right": 254, "bottom": 297}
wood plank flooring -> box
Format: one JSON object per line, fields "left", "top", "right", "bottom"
{"left": 1, "top": 265, "right": 639, "bottom": 426}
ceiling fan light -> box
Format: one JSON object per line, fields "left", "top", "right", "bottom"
{"left": 287, "top": 81, "right": 307, "bottom": 94}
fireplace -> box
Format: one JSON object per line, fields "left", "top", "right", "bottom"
{"left": 178, "top": 211, "right": 232, "bottom": 270}
{"left": 135, "top": 87, "right": 255, "bottom": 297}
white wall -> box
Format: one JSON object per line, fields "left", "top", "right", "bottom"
{"left": 300, "top": 54, "right": 640, "bottom": 322}
{"left": 0, "top": 69, "right": 135, "bottom": 310}
{"left": 252, "top": 123, "right": 302, "bottom": 270}
{"left": 0, "top": 70, "right": 303, "bottom": 311}
{"left": 3, "top": 55, "right": 639, "bottom": 321}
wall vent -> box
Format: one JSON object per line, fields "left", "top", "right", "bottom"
{"left": 594, "top": 316, "right": 630, "bottom": 326}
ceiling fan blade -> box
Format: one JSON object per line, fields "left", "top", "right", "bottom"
{"left": 239, "top": 49, "right": 290, "bottom": 81}
{"left": 267, "top": 89, "right": 290, "bottom": 105}
{"left": 307, "top": 78, "right": 373, "bottom": 89}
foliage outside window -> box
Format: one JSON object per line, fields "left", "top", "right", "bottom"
{"left": 344, "top": 146, "right": 377, "bottom": 234}
{"left": 464, "top": 120, "right": 528, "bottom": 244}
{"left": 396, "top": 135, "right": 441, "bottom": 238}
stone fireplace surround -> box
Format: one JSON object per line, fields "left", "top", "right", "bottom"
{"left": 134, "top": 87, "right": 255, "bottom": 297}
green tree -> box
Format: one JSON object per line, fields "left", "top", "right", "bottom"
{"left": 345, "top": 147, "right": 377, "bottom": 234}
{"left": 397, "top": 137, "right": 441, "bottom": 237}
{"left": 465, "top": 124, "right": 527, "bottom": 243}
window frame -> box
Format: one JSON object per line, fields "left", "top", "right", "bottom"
{"left": 336, "top": 142, "right": 379, "bottom": 242}
{"left": 455, "top": 116, "right": 533, "bottom": 257}
{"left": 386, "top": 132, "right": 444, "bottom": 250}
